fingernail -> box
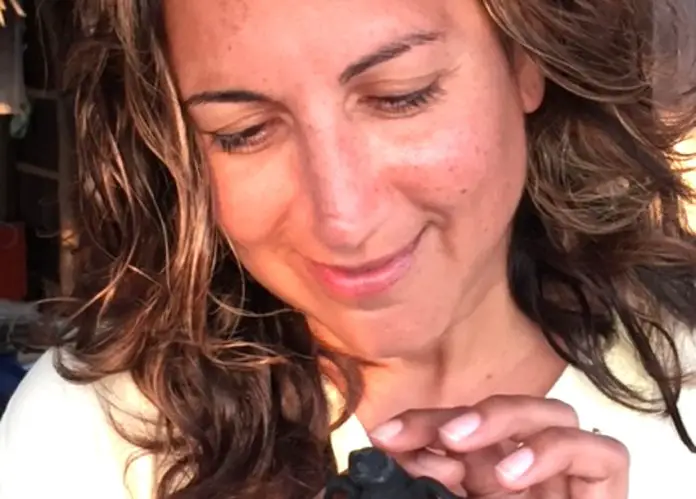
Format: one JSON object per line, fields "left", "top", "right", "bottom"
{"left": 439, "top": 412, "right": 481, "bottom": 442}
{"left": 496, "top": 447, "right": 535, "bottom": 482}
{"left": 370, "top": 419, "right": 404, "bottom": 443}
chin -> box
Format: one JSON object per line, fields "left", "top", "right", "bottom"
{"left": 330, "top": 318, "right": 442, "bottom": 361}
{"left": 303, "top": 290, "right": 456, "bottom": 361}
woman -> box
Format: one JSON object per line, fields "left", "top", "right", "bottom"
{"left": 1, "top": 0, "right": 696, "bottom": 497}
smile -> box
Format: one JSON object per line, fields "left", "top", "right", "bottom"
{"left": 307, "top": 232, "right": 422, "bottom": 299}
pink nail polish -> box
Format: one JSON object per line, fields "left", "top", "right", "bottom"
{"left": 440, "top": 412, "right": 482, "bottom": 442}
{"left": 496, "top": 447, "right": 535, "bottom": 482}
{"left": 370, "top": 419, "right": 404, "bottom": 442}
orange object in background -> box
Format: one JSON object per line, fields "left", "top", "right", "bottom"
{"left": 0, "top": 222, "right": 27, "bottom": 301}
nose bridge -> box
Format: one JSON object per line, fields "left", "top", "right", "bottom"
{"left": 300, "top": 115, "right": 383, "bottom": 249}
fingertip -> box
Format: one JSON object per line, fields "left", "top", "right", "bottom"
{"left": 369, "top": 418, "right": 404, "bottom": 445}
{"left": 438, "top": 412, "right": 482, "bottom": 448}
{"left": 416, "top": 451, "right": 465, "bottom": 479}
{"left": 495, "top": 447, "right": 535, "bottom": 487}
{"left": 406, "top": 452, "right": 466, "bottom": 493}
{"left": 371, "top": 408, "right": 466, "bottom": 451}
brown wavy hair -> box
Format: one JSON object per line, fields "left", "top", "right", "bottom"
{"left": 45, "top": 0, "right": 696, "bottom": 497}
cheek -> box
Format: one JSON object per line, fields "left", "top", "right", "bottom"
{"left": 208, "top": 155, "right": 296, "bottom": 246}
{"left": 384, "top": 119, "right": 527, "bottom": 217}
{"left": 374, "top": 68, "right": 529, "bottom": 216}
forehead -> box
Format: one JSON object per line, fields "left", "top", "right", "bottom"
{"left": 163, "top": 0, "right": 483, "bottom": 96}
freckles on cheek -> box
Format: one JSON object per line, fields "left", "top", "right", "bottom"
{"left": 395, "top": 131, "right": 490, "bottom": 206}
{"left": 209, "top": 166, "right": 294, "bottom": 246}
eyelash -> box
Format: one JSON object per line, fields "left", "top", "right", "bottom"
{"left": 210, "top": 80, "right": 444, "bottom": 154}
{"left": 213, "top": 122, "right": 272, "bottom": 154}
{"left": 362, "top": 80, "right": 445, "bottom": 115}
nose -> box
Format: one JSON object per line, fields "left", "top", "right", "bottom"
{"left": 300, "top": 120, "right": 388, "bottom": 251}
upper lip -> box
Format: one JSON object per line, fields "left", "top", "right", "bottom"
{"left": 312, "top": 236, "right": 419, "bottom": 274}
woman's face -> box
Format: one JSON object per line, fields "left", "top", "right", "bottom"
{"left": 165, "top": 0, "right": 544, "bottom": 359}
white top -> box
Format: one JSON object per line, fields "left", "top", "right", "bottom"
{"left": 2, "top": 333, "right": 696, "bottom": 498}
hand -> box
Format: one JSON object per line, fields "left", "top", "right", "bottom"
{"left": 368, "top": 395, "right": 629, "bottom": 498}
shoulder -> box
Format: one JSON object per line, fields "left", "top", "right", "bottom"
{"left": 0, "top": 350, "right": 156, "bottom": 499}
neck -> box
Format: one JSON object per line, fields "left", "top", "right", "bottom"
{"left": 355, "top": 277, "right": 566, "bottom": 431}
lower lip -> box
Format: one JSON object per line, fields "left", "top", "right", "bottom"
{"left": 309, "top": 238, "right": 419, "bottom": 299}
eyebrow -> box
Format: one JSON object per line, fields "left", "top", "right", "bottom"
{"left": 339, "top": 30, "right": 444, "bottom": 84}
{"left": 184, "top": 89, "right": 270, "bottom": 107}
{"left": 183, "top": 30, "right": 444, "bottom": 107}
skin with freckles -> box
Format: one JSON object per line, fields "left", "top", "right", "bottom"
{"left": 164, "top": 1, "right": 629, "bottom": 497}
{"left": 4, "top": 0, "right": 695, "bottom": 497}
{"left": 166, "top": 0, "right": 548, "bottom": 383}
{"left": 4, "top": 0, "right": 694, "bottom": 496}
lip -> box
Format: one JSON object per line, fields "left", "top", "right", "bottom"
{"left": 307, "top": 233, "right": 422, "bottom": 299}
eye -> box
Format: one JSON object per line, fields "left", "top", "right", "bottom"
{"left": 362, "top": 80, "right": 445, "bottom": 117}
{"left": 209, "top": 120, "right": 278, "bottom": 154}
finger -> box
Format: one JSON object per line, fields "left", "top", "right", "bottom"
{"left": 454, "top": 443, "right": 515, "bottom": 496}
{"left": 494, "top": 427, "right": 629, "bottom": 497}
{"left": 395, "top": 449, "right": 467, "bottom": 496}
{"left": 438, "top": 395, "right": 579, "bottom": 453}
{"left": 369, "top": 407, "right": 466, "bottom": 452}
